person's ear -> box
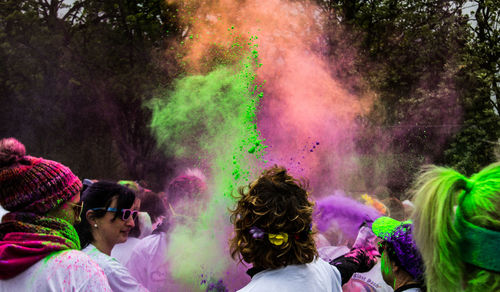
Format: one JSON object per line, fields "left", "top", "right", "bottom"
{"left": 86, "top": 210, "right": 97, "bottom": 226}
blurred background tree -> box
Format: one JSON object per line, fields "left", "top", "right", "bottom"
{"left": 315, "top": 0, "right": 499, "bottom": 196}
{"left": 444, "top": 0, "right": 500, "bottom": 175}
{"left": 0, "top": 0, "right": 183, "bottom": 189}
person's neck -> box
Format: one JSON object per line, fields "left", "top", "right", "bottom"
{"left": 393, "top": 270, "right": 419, "bottom": 291}
{"left": 91, "top": 240, "right": 113, "bottom": 256}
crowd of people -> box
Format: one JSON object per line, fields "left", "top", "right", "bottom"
{"left": 0, "top": 137, "right": 499, "bottom": 291}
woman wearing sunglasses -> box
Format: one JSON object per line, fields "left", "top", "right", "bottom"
{"left": 76, "top": 180, "right": 148, "bottom": 292}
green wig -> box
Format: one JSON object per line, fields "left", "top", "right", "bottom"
{"left": 411, "top": 162, "right": 500, "bottom": 292}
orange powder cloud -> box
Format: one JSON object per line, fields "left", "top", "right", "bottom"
{"left": 170, "top": 0, "right": 376, "bottom": 194}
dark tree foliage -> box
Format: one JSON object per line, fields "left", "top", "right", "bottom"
{"left": 316, "top": 0, "right": 499, "bottom": 195}
{"left": 444, "top": 0, "right": 500, "bottom": 175}
{"left": 0, "top": 0, "right": 183, "bottom": 190}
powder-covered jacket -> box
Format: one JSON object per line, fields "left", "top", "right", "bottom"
{"left": 0, "top": 249, "right": 111, "bottom": 291}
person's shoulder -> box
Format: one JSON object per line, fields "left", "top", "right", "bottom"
{"left": 44, "top": 249, "right": 108, "bottom": 279}
{"left": 46, "top": 249, "right": 98, "bottom": 267}
{"left": 86, "top": 247, "right": 132, "bottom": 275}
{"left": 99, "top": 250, "right": 148, "bottom": 291}
{"left": 318, "top": 256, "right": 341, "bottom": 269}
{"left": 82, "top": 245, "right": 121, "bottom": 270}
{"left": 132, "top": 232, "right": 164, "bottom": 254}
{"left": 236, "top": 268, "right": 295, "bottom": 292}
{"left": 310, "top": 257, "right": 342, "bottom": 283}
{"left": 82, "top": 244, "right": 112, "bottom": 262}
{"left": 314, "top": 256, "right": 337, "bottom": 267}
{"left": 1, "top": 249, "right": 110, "bottom": 292}
{"left": 236, "top": 274, "right": 265, "bottom": 292}
{"left": 141, "top": 232, "right": 164, "bottom": 244}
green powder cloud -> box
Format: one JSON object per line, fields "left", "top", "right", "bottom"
{"left": 146, "top": 41, "right": 266, "bottom": 288}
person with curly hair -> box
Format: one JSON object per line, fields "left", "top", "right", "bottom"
{"left": 230, "top": 166, "right": 376, "bottom": 291}
{"left": 411, "top": 162, "right": 500, "bottom": 291}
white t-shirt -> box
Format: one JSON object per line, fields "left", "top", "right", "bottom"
{"left": 83, "top": 244, "right": 148, "bottom": 292}
{"left": 127, "top": 232, "right": 188, "bottom": 291}
{"left": 237, "top": 258, "right": 342, "bottom": 292}
{"left": 111, "top": 237, "right": 141, "bottom": 266}
{"left": 0, "top": 249, "right": 111, "bottom": 291}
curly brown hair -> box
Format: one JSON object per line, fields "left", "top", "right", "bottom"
{"left": 230, "top": 166, "right": 318, "bottom": 269}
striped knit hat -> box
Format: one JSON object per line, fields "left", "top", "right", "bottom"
{"left": 0, "top": 138, "right": 82, "bottom": 214}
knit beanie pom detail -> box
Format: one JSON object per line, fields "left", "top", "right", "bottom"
{"left": 0, "top": 138, "right": 82, "bottom": 214}
{"left": 0, "top": 138, "right": 26, "bottom": 167}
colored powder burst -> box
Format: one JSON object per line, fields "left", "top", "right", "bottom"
{"left": 148, "top": 48, "right": 266, "bottom": 190}
{"left": 361, "top": 194, "right": 389, "bottom": 215}
{"left": 146, "top": 0, "right": 465, "bottom": 289}
{"left": 149, "top": 0, "right": 412, "bottom": 289}
{"left": 170, "top": 0, "right": 377, "bottom": 196}
{"left": 314, "top": 193, "right": 382, "bottom": 244}
{"left": 150, "top": 0, "right": 374, "bottom": 289}
{"left": 148, "top": 32, "right": 265, "bottom": 289}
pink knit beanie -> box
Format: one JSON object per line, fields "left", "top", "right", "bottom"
{"left": 0, "top": 138, "right": 82, "bottom": 214}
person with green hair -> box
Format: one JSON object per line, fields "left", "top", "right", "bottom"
{"left": 411, "top": 162, "right": 500, "bottom": 291}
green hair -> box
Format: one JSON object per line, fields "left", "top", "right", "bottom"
{"left": 410, "top": 162, "right": 500, "bottom": 292}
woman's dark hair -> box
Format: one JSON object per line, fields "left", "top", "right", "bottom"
{"left": 75, "top": 181, "right": 136, "bottom": 249}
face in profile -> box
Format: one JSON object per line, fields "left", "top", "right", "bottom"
{"left": 47, "top": 193, "right": 82, "bottom": 226}
{"left": 91, "top": 197, "right": 140, "bottom": 247}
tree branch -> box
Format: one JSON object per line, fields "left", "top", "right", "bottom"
{"left": 63, "top": 1, "right": 86, "bottom": 23}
